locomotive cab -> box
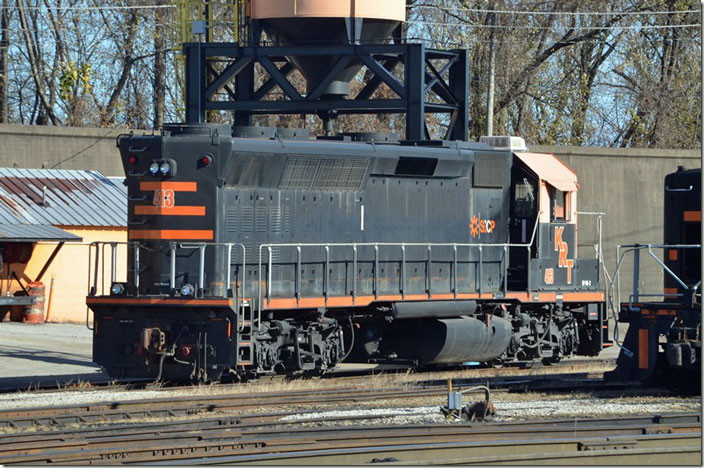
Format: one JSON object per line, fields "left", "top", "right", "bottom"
{"left": 506, "top": 149, "right": 600, "bottom": 295}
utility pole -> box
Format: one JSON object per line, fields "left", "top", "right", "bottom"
{"left": 0, "top": 0, "right": 9, "bottom": 123}
{"left": 153, "top": 0, "right": 167, "bottom": 128}
{"left": 486, "top": 4, "right": 496, "bottom": 137}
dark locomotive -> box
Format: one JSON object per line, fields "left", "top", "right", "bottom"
{"left": 87, "top": 126, "right": 607, "bottom": 381}
{"left": 609, "top": 166, "right": 701, "bottom": 388}
{"left": 86, "top": 0, "right": 607, "bottom": 382}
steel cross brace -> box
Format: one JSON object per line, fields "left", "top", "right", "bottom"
{"left": 184, "top": 42, "right": 469, "bottom": 141}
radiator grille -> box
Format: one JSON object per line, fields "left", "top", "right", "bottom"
{"left": 279, "top": 156, "right": 368, "bottom": 191}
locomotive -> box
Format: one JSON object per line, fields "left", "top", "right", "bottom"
{"left": 609, "top": 166, "right": 701, "bottom": 388}
{"left": 86, "top": 0, "right": 607, "bottom": 381}
{"left": 86, "top": 127, "right": 607, "bottom": 381}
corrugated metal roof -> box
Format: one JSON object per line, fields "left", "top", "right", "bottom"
{"left": 0, "top": 224, "right": 82, "bottom": 242}
{"left": 0, "top": 168, "right": 126, "bottom": 227}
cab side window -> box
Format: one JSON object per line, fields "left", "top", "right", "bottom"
{"left": 513, "top": 178, "right": 536, "bottom": 218}
{"left": 551, "top": 187, "right": 568, "bottom": 221}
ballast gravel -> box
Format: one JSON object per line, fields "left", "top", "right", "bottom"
{"left": 279, "top": 397, "right": 700, "bottom": 425}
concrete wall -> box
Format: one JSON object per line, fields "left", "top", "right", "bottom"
{"left": 0, "top": 124, "right": 143, "bottom": 176}
{"left": 532, "top": 144, "right": 700, "bottom": 302}
{"left": 0, "top": 124, "right": 699, "bottom": 307}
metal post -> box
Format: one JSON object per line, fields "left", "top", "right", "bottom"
{"left": 92, "top": 243, "right": 100, "bottom": 296}
{"left": 453, "top": 244, "right": 458, "bottom": 298}
{"left": 503, "top": 245, "right": 508, "bottom": 295}
{"left": 448, "top": 49, "right": 469, "bottom": 141}
{"left": 405, "top": 44, "right": 426, "bottom": 140}
{"left": 478, "top": 246, "right": 483, "bottom": 294}
{"left": 133, "top": 243, "right": 140, "bottom": 296}
{"left": 185, "top": 43, "right": 205, "bottom": 123}
{"left": 267, "top": 246, "right": 272, "bottom": 302}
{"left": 632, "top": 247, "right": 640, "bottom": 302}
{"left": 486, "top": 6, "right": 496, "bottom": 136}
{"left": 198, "top": 243, "right": 206, "bottom": 296}
{"left": 352, "top": 244, "right": 357, "bottom": 302}
{"left": 110, "top": 242, "right": 117, "bottom": 285}
{"left": 526, "top": 246, "right": 531, "bottom": 292}
{"left": 427, "top": 244, "right": 432, "bottom": 296}
{"left": 401, "top": 243, "right": 406, "bottom": 299}
{"left": 226, "top": 243, "right": 232, "bottom": 298}
{"left": 170, "top": 242, "right": 176, "bottom": 295}
{"left": 374, "top": 243, "right": 379, "bottom": 299}
{"left": 296, "top": 245, "right": 301, "bottom": 303}
{"left": 324, "top": 245, "right": 329, "bottom": 300}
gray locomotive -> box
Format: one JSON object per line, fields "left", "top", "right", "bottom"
{"left": 87, "top": 126, "right": 607, "bottom": 381}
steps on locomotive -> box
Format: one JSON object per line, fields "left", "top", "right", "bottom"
{"left": 236, "top": 304, "right": 254, "bottom": 366}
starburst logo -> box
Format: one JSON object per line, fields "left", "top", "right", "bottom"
{"left": 470, "top": 215, "right": 480, "bottom": 238}
{"left": 470, "top": 215, "right": 496, "bottom": 238}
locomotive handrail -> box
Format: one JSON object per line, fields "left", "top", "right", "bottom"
{"left": 87, "top": 240, "right": 247, "bottom": 309}
{"left": 255, "top": 239, "right": 537, "bottom": 332}
{"left": 613, "top": 243, "right": 702, "bottom": 306}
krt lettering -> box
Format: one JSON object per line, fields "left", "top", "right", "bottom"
{"left": 554, "top": 226, "right": 574, "bottom": 284}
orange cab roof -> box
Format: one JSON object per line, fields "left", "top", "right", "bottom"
{"left": 514, "top": 152, "right": 579, "bottom": 192}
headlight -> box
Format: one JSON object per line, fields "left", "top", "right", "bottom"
{"left": 149, "top": 161, "right": 160, "bottom": 175}
{"left": 159, "top": 161, "right": 172, "bottom": 176}
{"left": 110, "top": 283, "right": 125, "bottom": 295}
{"left": 180, "top": 283, "right": 195, "bottom": 297}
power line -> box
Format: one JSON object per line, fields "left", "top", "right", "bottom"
{"left": 0, "top": 4, "right": 175, "bottom": 11}
{"left": 409, "top": 4, "right": 700, "bottom": 17}
{"left": 408, "top": 20, "right": 701, "bottom": 30}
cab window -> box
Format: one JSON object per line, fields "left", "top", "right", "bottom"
{"left": 551, "top": 187, "right": 568, "bottom": 221}
{"left": 513, "top": 178, "right": 536, "bottom": 218}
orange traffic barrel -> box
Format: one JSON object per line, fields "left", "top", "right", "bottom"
{"left": 22, "top": 281, "right": 45, "bottom": 324}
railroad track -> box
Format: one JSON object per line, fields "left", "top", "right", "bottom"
{"left": 0, "top": 371, "right": 652, "bottom": 431}
{"left": 0, "top": 362, "right": 698, "bottom": 465}
{"left": 0, "top": 357, "right": 615, "bottom": 395}
{"left": 0, "top": 411, "right": 699, "bottom": 465}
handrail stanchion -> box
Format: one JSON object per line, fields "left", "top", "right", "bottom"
{"left": 88, "top": 242, "right": 96, "bottom": 296}
{"left": 503, "top": 245, "right": 508, "bottom": 295}
{"left": 374, "top": 244, "right": 379, "bottom": 299}
{"left": 226, "top": 243, "right": 232, "bottom": 298}
{"left": 632, "top": 247, "right": 640, "bottom": 303}
{"left": 110, "top": 242, "right": 117, "bottom": 286}
{"left": 427, "top": 244, "right": 432, "bottom": 297}
{"left": 478, "top": 246, "right": 483, "bottom": 295}
{"left": 352, "top": 244, "right": 357, "bottom": 303}
{"left": 92, "top": 243, "right": 101, "bottom": 296}
{"left": 241, "top": 244, "right": 246, "bottom": 305}
{"left": 133, "top": 243, "right": 140, "bottom": 297}
{"left": 170, "top": 242, "right": 177, "bottom": 295}
{"left": 257, "top": 245, "right": 263, "bottom": 332}
{"left": 296, "top": 245, "right": 302, "bottom": 304}
{"left": 198, "top": 243, "right": 206, "bottom": 297}
{"left": 401, "top": 243, "right": 406, "bottom": 299}
{"left": 324, "top": 245, "right": 330, "bottom": 301}
{"left": 453, "top": 244, "right": 458, "bottom": 298}
{"left": 267, "top": 246, "right": 273, "bottom": 303}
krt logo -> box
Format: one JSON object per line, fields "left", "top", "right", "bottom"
{"left": 554, "top": 226, "right": 574, "bottom": 284}
{"left": 153, "top": 189, "right": 175, "bottom": 208}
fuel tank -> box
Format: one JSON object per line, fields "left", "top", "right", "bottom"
{"left": 381, "top": 315, "right": 512, "bottom": 364}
